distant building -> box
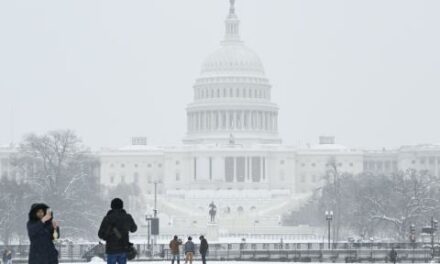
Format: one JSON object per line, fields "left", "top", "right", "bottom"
{"left": 2, "top": 1, "right": 440, "bottom": 236}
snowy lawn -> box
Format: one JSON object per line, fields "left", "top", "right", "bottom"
{"left": 67, "top": 262, "right": 431, "bottom": 264}
{"left": 63, "top": 259, "right": 431, "bottom": 264}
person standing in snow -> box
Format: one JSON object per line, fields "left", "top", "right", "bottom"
{"left": 5, "top": 250, "right": 12, "bottom": 264}
{"left": 169, "top": 235, "right": 182, "bottom": 264}
{"left": 2, "top": 250, "right": 12, "bottom": 264}
{"left": 184, "top": 237, "right": 195, "bottom": 264}
{"left": 27, "top": 203, "right": 59, "bottom": 264}
{"left": 199, "top": 236, "right": 208, "bottom": 264}
{"left": 389, "top": 247, "right": 397, "bottom": 264}
{"left": 98, "top": 198, "right": 137, "bottom": 264}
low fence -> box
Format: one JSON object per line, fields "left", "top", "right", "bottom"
{"left": 0, "top": 242, "right": 436, "bottom": 263}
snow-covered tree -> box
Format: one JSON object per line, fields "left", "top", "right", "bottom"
{"left": 285, "top": 169, "right": 440, "bottom": 241}
{"left": 12, "top": 130, "right": 105, "bottom": 240}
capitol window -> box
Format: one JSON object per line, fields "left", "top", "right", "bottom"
{"left": 176, "top": 173, "right": 180, "bottom": 181}
{"left": 121, "top": 163, "right": 125, "bottom": 168}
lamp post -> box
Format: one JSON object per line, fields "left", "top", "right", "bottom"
{"left": 145, "top": 214, "right": 152, "bottom": 251}
{"left": 151, "top": 178, "right": 163, "bottom": 216}
{"left": 325, "top": 211, "right": 334, "bottom": 249}
{"left": 254, "top": 220, "right": 259, "bottom": 234}
{"left": 410, "top": 224, "right": 416, "bottom": 263}
{"left": 431, "top": 217, "right": 438, "bottom": 259}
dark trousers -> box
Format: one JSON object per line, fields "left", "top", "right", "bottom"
{"left": 201, "top": 253, "right": 206, "bottom": 264}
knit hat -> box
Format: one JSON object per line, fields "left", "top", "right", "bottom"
{"left": 111, "top": 198, "right": 124, "bottom": 210}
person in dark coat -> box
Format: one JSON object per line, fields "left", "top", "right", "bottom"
{"left": 389, "top": 247, "right": 398, "bottom": 264}
{"left": 98, "top": 198, "right": 137, "bottom": 264}
{"left": 199, "top": 236, "right": 208, "bottom": 264}
{"left": 27, "top": 203, "right": 59, "bottom": 264}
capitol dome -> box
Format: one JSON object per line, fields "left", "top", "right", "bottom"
{"left": 201, "top": 44, "right": 265, "bottom": 76}
{"left": 184, "top": 0, "right": 281, "bottom": 145}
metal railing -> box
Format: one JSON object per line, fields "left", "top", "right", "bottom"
{"left": 0, "top": 242, "right": 436, "bottom": 263}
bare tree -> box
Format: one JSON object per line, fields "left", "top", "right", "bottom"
{"left": 12, "top": 130, "right": 105, "bottom": 240}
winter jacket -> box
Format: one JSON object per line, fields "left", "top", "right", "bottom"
{"left": 2, "top": 251, "right": 11, "bottom": 263}
{"left": 199, "top": 238, "right": 208, "bottom": 255}
{"left": 27, "top": 204, "right": 59, "bottom": 264}
{"left": 184, "top": 241, "right": 195, "bottom": 254}
{"left": 169, "top": 239, "right": 182, "bottom": 255}
{"left": 98, "top": 209, "right": 137, "bottom": 254}
{"left": 389, "top": 249, "right": 397, "bottom": 261}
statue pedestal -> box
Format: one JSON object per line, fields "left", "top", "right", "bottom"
{"left": 206, "top": 222, "right": 219, "bottom": 241}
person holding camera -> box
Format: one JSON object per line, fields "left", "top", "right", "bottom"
{"left": 98, "top": 198, "right": 137, "bottom": 264}
{"left": 27, "top": 203, "right": 59, "bottom": 264}
{"left": 169, "top": 235, "right": 182, "bottom": 264}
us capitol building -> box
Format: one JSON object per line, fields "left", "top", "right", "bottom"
{"left": 1, "top": 0, "right": 440, "bottom": 237}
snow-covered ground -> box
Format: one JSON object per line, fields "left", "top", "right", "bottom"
{"left": 63, "top": 258, "right": 430, "bottom": 264}
{"left": 68, "top": 262, "right": 429, "bottom": 264}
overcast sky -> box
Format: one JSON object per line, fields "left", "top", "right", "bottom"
{"left": 0, "top": 0, "right": 439, "bottom": 149}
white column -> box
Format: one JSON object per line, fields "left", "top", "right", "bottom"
{"left": 195, "top": 113, "right": 199, "bottom": 131}
{"left": 210, "top": 111, "right": 214, "bottom": 130}
{"left": 202, "top": 112, "right": 206, "bottom": 130}
{"left": 188, "top": 113, "right": 192, "bottom": 132}
{"left": 259, "top": 112, "right": 263, "bottom": 130}
{"left": 262, "top": 112, "right": 266, "bottom": 131}
{"left": 206, "top": 111, "right": 209, "bottom": 131}
{"left": 271, "top": 113, "right": 275, "bottom": 131}
{"left": 241, "top": 111, "right": 245, "bottom": 130}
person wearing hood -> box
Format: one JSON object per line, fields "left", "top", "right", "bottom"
{"left": 27, "top": 203, "right": 59, "bottom": 264}
{"left": 98, "top": 198, "right": 137, "bottom": 264}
